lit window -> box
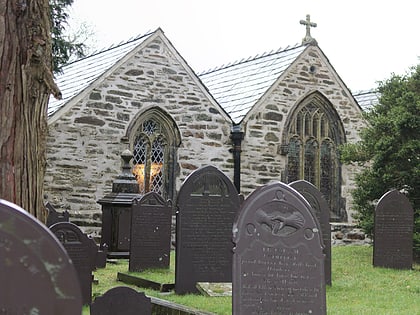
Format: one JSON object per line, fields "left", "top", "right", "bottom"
{"left": 132, "top": 119, "right": 166, "bottom": 195}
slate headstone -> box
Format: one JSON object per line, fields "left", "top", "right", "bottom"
{"left": 45, "top": 201, "right": 69, "bottom": 227}
{"left": 289, "top": 180, "right": 332, "bottom": 285}
{"left": 129, "top": 192, "right": 172, "bottom": 272}
{"left": 232, "top": 181, "right": 326, "bottom": 315}
{"left": 175, "top": 165, "right": 241, "bottom": 294}
{"left": 373, "top": 189, "right": 414, "bottom": 269}
{"left": 90, "top": 286, "right": 151, "bottom": 315}
{"left": 50, "top": 221, "right": 97, "bottom": 305}
{"left": 95, "top": 243, "right": 108, "bottom": 269}
{"left": 0, "top": 199, "right": 82, "bottom": 314}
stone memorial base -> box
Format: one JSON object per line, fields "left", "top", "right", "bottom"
{"left": 196, "top": 282, "right": 232, "bottom": 296}
{"left": 117, "top": 272, "right": 174, "bottom": 292}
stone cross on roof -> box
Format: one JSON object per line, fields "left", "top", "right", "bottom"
{"left": 300, "top": 14, "right": 318, "bottom": 45}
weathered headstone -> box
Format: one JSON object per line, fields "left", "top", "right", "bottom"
{"left": 373, "top": 189, "right": 414, "bottom": 269}
{"left": 50, "top": 221, "right": 97, "bottom": 305}
{"left": 175, "top": 165, "right": 241, "bottom": 294}
{"left": 45, "top": 201, "right": 70, "bottom": 227}
{"left": 0, "top": 199, "right": 82, "bottom": 314}
{"left": 232, "top": 181, "right": 326, "bottom": 315}
{"left": 289, "top": 180, "right": 332, "bottom": 285}
{"left": 90, "top": 286, "right": 151, "bottom": 315}
{"left": 95, "top": 243, "right": 108, "bottom": 269}
{"left": 129, "top": 192, "right": 172, "bottom": 272}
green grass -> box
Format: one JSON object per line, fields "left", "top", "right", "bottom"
{"left": 84, "top": 246, "right": 420, "bottom": 314}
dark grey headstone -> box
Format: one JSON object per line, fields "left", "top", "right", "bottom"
{"left": 129, "top": 192, "right": 172, "bottom": 272}
{"left": 289, "top": 180, "right": 332, "bottom": 285}
{"left": 50, "top": 222, "right": 97, "bottom": 305}
{"left": 90, "top": 286, "right": 151, "bottom": 315}
{"left": 232, "top": 182, "right": 326, "bottom": 315}
{"left": 373, "top": 189, "right": 414, "bottom": 269}
{"left": 45, "top": 201, "right": 69, "bottom": 227}
{"left": 95, "top": 243, "right": 108, "bottom": 269}
{"left": 0, "top": 199, "right": 82, "bottom": 314}
{"left": 175, "top": 165, "right": 241, "bottom": 294}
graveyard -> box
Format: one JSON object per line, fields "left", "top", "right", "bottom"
{"left": 84, "top": 246, "right": 419, "bottom": 314}
{"left": 1, "top": 164, "right": 419, "bottom": 314}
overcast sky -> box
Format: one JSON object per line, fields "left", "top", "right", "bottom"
{"left": 68, "top": 0, "right": 420, "bottom": 92}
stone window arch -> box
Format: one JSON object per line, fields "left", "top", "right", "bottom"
{"left": 125, "top": 107, "right": 181, "bottom": 201}
{"left": 282, "top": 92, "right": 346, "bottom": 221}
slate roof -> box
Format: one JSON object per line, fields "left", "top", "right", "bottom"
{"left": 199, "top": 44, "right": 307, "bottom": 123}
{"left": 48, "top": 31, "right": 154, "bottom": 116}
{"left": 48, "top": 30, "right": 378, "bottom": 122}
{"left": 352, "top": 89, "right": 380, "bottom": 111}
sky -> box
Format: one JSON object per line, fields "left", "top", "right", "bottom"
{"left": 67, "top": 0, "right": 420, "bottom": 92}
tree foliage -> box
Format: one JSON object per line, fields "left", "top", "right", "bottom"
{"left": 50, "top": 0, "right": 85, "bottom": 73}
{"left": 341, "top": 65, "right": 420, "bottom": 258}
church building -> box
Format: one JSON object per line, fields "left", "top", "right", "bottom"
{"left": 46, "top": 18, "right": 373, "bottom": 233}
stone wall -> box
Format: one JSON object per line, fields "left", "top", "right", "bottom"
{"left": 239, "top": 46, "right": 367, "bottom": 223}
{"left": 45, "top": 37, "right": 366, "bottom": 233}
{"left": 45, "top": 35, "right": 233, "bottom": 233}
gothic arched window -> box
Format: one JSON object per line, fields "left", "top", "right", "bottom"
{"left": 126, "top": 108, "right": 181, "bottom": 201}
{"left": 283, "top": 92, "right": 346, "bottom": 221}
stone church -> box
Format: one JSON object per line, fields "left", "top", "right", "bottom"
{"left": 46, "top": 21, "right": 375, "bottom": 233}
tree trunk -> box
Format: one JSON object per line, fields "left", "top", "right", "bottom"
{"left": 0, "top": 0, "right": 60, "bottom": 221}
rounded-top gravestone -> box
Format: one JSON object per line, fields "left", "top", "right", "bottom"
{"left": 232, "top": 181, "right": 326, "bottom": 315}
{"left": 0, "top": 199, "right": 82, "bottom": 314}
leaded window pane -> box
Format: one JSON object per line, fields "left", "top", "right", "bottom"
{"left": 304, "top": 140, "right": 317, "bottom": 185}
{"left": 143, "top": 119, "right": 158, "bottom": 136}
{"left": 133, "top": 137, "right": 147, "bottom": 194}
{"left": 132, "top": 119, "right": 166, "bottom": 196}
{"left": 287, "top": 138, "right": 301, "bottom": 182}
{"left": 150, "top": 138, "right": 164, "bottom": 194}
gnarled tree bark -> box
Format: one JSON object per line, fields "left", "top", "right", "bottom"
{"left": 0, "top": 0, "right": 60, "bottom": 221}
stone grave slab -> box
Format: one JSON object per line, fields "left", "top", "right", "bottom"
{"left": 45, "top": 201, "right": 69, "bottom": 227}
{"left": 373, "top": 189, "right": 414, "bottom": 269}
{"left": 232, "top": 181, "right": 326, "bottom": 315}
{"left": 90, "top": 286, "right": 151, "bottom": 315}
{"left": 175, "top": 165, "right": 241, "bottom": 294}
{"left": 0, "top": 199, "right": 82, "bottom": 314}
{"left": 129, "top": 192, "right": 172, "bottom": 272}
{"left": 117, "top": 272, "right": 175, "bottom": 292}
{"left": 289, "top": 180, "right": 332, "bottom": 285}
{"left": 50, "top": 221, "right": 97, "bottom": 305}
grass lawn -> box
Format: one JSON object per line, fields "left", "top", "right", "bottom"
{"left": 84, "top": 246, "right": 419, "bottom": 314}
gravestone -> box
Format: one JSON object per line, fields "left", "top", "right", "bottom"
{"left": 0, "top": 199, "right": 82, "bottom": 314}
{"left": 90, "top": 286, "right": 151, "bottom": 315}
{"left": 232, "top": 181, "right": 326, "bottom": 315}
{"left": 50, "top": 221, "right": 97, "bottom": 305}
{"left": 95, "top": 243, "right": 108, "bottom": 269}
{"left": 175, "top": 165, "right": 241, "bottom": 294}
{"left": 129, "top": 192, "right": 172, "bottom": 272}
{"left": 373, "top": 189, "right": 414, "bottom": 269}
{"left": 289, "top": 180, "right": 331, "bottom": 285}
{"left": 45, "top": 201, "right": 70, "bottom": 227}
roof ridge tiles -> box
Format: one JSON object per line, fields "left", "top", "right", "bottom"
{"left": 197, "top": 43, "right": 303, "bottom": 76}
